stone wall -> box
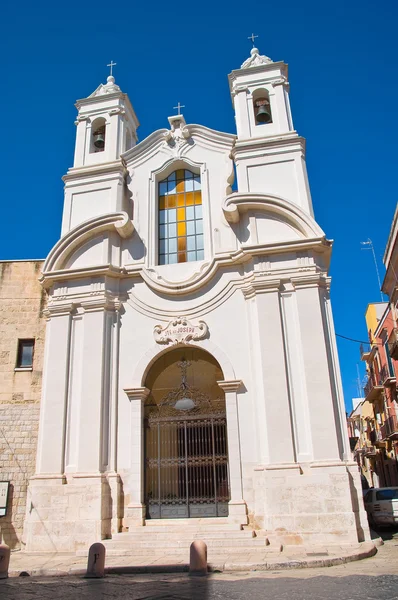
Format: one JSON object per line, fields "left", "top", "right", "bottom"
{"left": 0, "top": 260, "right": 46, "bottom": 549}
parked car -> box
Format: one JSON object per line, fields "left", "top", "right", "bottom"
{"left": 363, "top": 487, "right": 398, "bottom": 527}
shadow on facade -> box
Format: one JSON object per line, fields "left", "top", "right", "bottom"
{"left": 0, "top": 483, "right": 19, "bottom": 549}
{"left": 347, "top": 470, "right": 366, "bottom": 542}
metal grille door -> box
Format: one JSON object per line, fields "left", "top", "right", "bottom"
{"left": 145, "top": 415, "right": 230, "bottom": 519}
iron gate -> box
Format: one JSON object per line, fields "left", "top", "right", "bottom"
{"left": 145, "top": 415, "right": 230, "bottom": 519}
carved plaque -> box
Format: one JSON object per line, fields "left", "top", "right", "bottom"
{"left": 154, "top": 316, "right": 208, "bottom": 345}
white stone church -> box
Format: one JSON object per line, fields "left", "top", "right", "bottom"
{"left": 22, "top": 47, "right": 369, "bottom": 552}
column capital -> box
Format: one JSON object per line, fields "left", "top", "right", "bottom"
{"left": 217, "top": 379, "right": 243, "bottom": 393}
{"left": 124, "top": 386, "right": 150, "bottom": 401}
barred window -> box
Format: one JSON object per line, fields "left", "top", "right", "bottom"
{"left": 158, "top": 169, "right": 203, "bottom": 265}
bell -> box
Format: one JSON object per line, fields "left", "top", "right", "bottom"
{"left": 255, "top": 101, "right": 272, "bottom": 124}
{"left": 93, "top": 130, "right": 105, "bottom": 149}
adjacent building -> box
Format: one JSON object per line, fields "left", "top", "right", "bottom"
{"left": 0, "top": 261, "right": 46, "bottom": 548}
{"left": 349, "top": 206, "right": 398, "bottom": 488}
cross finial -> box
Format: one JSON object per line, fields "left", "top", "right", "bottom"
{"left": 173, "top": 101, "right": 185, "bottom": 115}
{"left": 107, "top": 60, "right": 117, "bottom": 76}
{"left": 248, "top": 33, "right": 258, "bottom": 47}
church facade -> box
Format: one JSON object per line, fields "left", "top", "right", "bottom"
{"left": 22, "top": 47, "right": 369, "bottom": 552}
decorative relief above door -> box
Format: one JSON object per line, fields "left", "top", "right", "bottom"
{"left": 154, "top": 316, "right": 209, "bottom": 345}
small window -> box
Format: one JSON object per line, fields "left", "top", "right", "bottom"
{"left": 16, "top": 339, "right": 35, "bottom": 368}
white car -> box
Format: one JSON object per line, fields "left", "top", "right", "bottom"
{"left": 363, "top": 487, "right": 398, "bottom": 527}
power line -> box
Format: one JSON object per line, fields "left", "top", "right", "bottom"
{"left": 336, "top": 333, "right": 383, "bottom": 346}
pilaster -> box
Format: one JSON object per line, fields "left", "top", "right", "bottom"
{"left": 36, "top": 304, "right": 73, "bottom": 475}
{"left": 217, "top": 380, "right": 247, "bottom": 523}
{"left": 124, "top": 387, "right": 150, "bottom": 527}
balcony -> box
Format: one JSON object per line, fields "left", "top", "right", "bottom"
{"left": 364, "top": 375, "right": 383, "bottom": 402}
{"left": 388, "top": 328, "right": 398, "bottom": 360}
{"left": 380, "top": 414, "right": 398, "bottom": 440}
{"left": 360, "top": 343, "right": 371, "bottom": 360}
{"left": 380, "top": 364, "right": 396, "bottom": 386}
{"left": 362, "top": 441, "right": 377, "bottom": 456}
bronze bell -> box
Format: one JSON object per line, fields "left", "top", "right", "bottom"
{"left": 93, "top": 129, "right": 105, "bottom": 149}
{"left": 255, "top": 100, "right": 272, "bottom": 124}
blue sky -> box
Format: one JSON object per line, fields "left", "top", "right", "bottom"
{"left": 1, "top": 0, "right": 397, "bottom": 411}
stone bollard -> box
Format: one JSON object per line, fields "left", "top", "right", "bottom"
{"left": 85, "top": 542, "right": 106, "bottom": 578}
{"left": 189, "top": 540, "right": 207, "bottom": 576}
{"left": 0, "top": 544, "right": 10, "bottom": 580}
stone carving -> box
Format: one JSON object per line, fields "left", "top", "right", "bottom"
{"left": 163, "top": 115, "right": 191, "bottom": 157}
{"left": 89, "top": 75, "right": 121, "bottom": 98}
{"left": 241, "top": 47, "right": 273, "bottom": 69}
{"left": 154, "top": 316, "right": 208, "bottom": 345}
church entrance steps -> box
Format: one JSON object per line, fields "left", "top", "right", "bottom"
{"left": 111, "top": 530, "right": 254, "bottom": 541}
{"left": 75, "top": 524, "right": 270, "bottom": 558}
{"left": 143, "top": 517, "right": 239, "bottom": 528}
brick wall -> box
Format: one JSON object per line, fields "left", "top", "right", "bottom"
{"left": 0, "top": 260, "right": 46, "bottom": 549}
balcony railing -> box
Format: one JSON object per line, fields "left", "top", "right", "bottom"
{"left": 364, "top": 375, "right": 383, "bottom": 401}
{"left": 380, "top": 364, "right": 396, "bottom": 384}
{"left": 388, "top": 328, "right": 398, "bottom": 360}
{"left": 360, "top": 343, "right": 371, "bottom": 359}
{"left": 380, "top": 414, "right": 398, "bottom": 440}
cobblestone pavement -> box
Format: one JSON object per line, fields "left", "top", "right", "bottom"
{"left": 1, "top": 530, "right": 398, "bottom": 599}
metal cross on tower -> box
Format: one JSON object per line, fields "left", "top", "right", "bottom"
{"left": 248, "top": 33, "right": 258, "bottom": 47}
{"left": 173, "top": 101, "right": 185, "bottom": 115}
{"left": 107, "top": 60, "right": 117, "bottom": 76}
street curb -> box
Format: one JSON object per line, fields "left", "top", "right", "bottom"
{"left": 6, "top": 543, "right": 378, "bottom": 577}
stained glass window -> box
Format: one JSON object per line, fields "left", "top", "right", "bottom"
{"left": 158, "top": 169, "right": 203, "bottom": 265}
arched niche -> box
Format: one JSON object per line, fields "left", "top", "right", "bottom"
{"left": 252, "top": 88, "right": 272, "bottom": 125}
{"left": 90, "top": 117, "right": 106, "bottom": 153}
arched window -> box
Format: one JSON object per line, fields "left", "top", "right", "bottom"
{"left": 253, "top": 89, "right": 272, "bottom": 125}
{"left": 158, "top": 169, "right": 203, "bottom": 265}
{"left": 90, "top": 117, "right": 106, "bottom": 153}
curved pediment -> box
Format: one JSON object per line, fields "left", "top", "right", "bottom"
{"left": 223, "top": 192, "right": 325, "bottom": 239}
{"left": 122, "top": 119, "right": 236, "bottom": 168}
{"left": 41, "top": 212, "right": 134, "bottom": 284}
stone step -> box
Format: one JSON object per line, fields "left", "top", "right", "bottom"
{"left": 137, "top": 523, "right": 242, "bottom": 532}
{"left": 87, "top": 547, "right": 280, "bottom": 558}
{"left": 102, "top": 538, "right": 267, "bottom": 550}
{"left": 144, "top": 517, "right": 233, "bottom": 527}
{"left": 111, "top": 531, "right": 255, "bottom": 541}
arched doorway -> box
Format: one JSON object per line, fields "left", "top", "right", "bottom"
{"left": 144, "top": 347, "right": 230, "bottom": 519}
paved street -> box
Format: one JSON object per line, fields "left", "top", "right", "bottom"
{"left": 1, "top": 529, "right": 398, "bottom": 599}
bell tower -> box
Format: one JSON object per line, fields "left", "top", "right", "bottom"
{"left": 61, "top": 69, "right": 139, "bottom": 235}
{"left": 229, "top": 45, "right": 314, "bottom": 216}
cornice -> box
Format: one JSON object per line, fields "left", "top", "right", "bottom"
{"left": 41, "top": 264, "right": 131, "bottom": 289}
{"left": 62, "top": 160, "right": 127, "bottom": 184}
{"left": 217, "top": 379, "right": 243, "bottom": 393}
{"left": 41, "top": 237, "right": 330, "bottom": 296}
{"left": 228, "top": 61, "right": 288, "bottom": 91}
{"left": 124, "top": 386, "right": 150, "bottom": 401}
{"left": 45, "top": 292, "right": 123, "bottom": 317}
{"left": 231, "top": 132, "right": 305, "bottom": 159}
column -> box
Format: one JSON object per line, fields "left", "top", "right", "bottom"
{"left": 124, "top": 387, "right": 149, "bottom": 526}
{"left": 36, "top": 305, "right": 73, "bottom": 475}
{"left": 217, "top": 380, "right": 247, "bottom": 524}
